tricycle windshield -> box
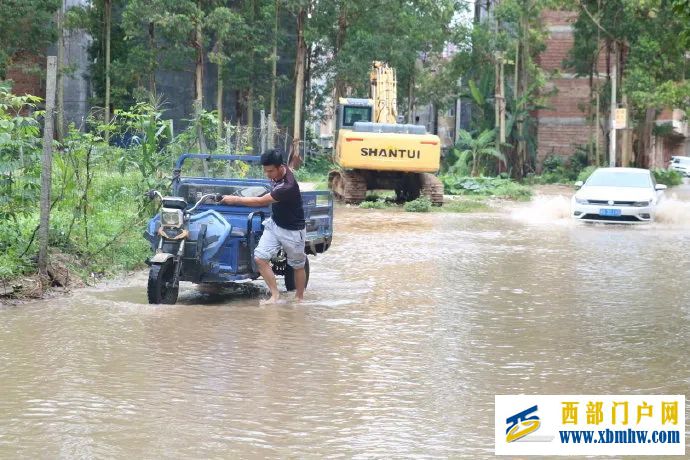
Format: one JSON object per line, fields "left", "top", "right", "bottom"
{"left": 180, "top": 157, "right": 267, "bottom": 180}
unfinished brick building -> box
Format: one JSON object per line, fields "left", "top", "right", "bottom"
{"left": 535, "top": 9, "right": 689, "bottom": 170}
{"left": 534, "top": 10, "right": 606, "bottom": 170}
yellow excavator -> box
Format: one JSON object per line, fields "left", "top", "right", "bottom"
{"left": 327, "top": 61, "right": 444, "bottom": 205}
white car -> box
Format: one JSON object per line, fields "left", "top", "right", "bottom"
{"left": 571, "top": 168, "right": 666, "bottom": 223}
{"left": 669, "top": 156, "right": 690, "bottom": 177}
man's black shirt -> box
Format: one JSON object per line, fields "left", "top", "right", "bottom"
{"left": 269, "top": 168, "right": 305, "bottom": 230}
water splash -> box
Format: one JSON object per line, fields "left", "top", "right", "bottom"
{"left": 510, "top": 196, "right": 573, "bottom": 224}
{"left": 654, "top": 195, "right": 690, "bottom": 226}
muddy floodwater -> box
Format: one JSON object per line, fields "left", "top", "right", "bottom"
{"left": 2, "top": 190, "right": 690, "bottom": 458}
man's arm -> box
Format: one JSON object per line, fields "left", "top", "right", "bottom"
{"left": 218, "top": 193, "right": 276, "bottom": 207}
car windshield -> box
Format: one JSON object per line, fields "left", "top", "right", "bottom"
{"left": 586, "top": 171, "right": 651, "bottom": 188}
{"left": 673, "top": 157, "right": 690, "bottom": 164}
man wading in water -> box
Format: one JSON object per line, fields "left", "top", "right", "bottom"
{"left": 216, "top": 150, "right": 307, "bottom": 303}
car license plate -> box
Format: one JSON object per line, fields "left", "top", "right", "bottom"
{"left": 599, "top": 208, "right": 621, "bottom": 217}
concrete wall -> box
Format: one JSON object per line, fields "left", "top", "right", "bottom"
{"left": 62, "top": 0, "right": 92, "bottom": 128}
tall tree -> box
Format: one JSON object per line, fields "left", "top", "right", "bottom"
{"left": 105, "top": 0, "right": 112, "bottom": 137}
{"left": 206, "top": 6, "right": 245, "bottom": 137}
{"left": 570, "top": 0, "right": 690, "bottom": 166}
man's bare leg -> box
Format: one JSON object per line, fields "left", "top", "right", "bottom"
{"left": 293, "top": 267, "right": 306, "bottom": 301}
{"left": 255, "top": 257, "right": 280, "bottom": 303}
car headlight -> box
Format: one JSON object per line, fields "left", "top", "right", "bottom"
{"left": 574, "top": 197, "right": 588, "bottom": 205}
{"left": 161, "top": 209, "right": 183, "bottom": 227}
{"left": 632, "top": 201, "right": 650, "bottom": 207}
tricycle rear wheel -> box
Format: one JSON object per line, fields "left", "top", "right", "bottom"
{"left": 284, "top": 257, "right": 310, "bottom": 292}
{"left": 147, "top": 260, "right": 179, "bottom": 304}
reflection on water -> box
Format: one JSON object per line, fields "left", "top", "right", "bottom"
{"left": 2, "top": 200, "right": 690, "bottom": 458}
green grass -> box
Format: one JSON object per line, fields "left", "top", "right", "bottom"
{"left": 403, "top": 197, "right": 432, "bottom": 212}
{"left": 293, "top": 154, "right": 335, "bottom": 183}
{"left": 1, "top": 170, "right": 153, "bottom": 284}
{"left": 442, "top": 175, "right": 532, "bottom": 201}
{"left": 359, "top": 200, "right": 390, "bottom": 209}
{"left": 435, "top": 199, "right": 491, "bottom": 213}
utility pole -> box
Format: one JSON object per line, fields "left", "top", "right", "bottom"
{"left": 494, "top": 51, "right": 506, "bottom": 169}
{"left": 609, "top": 40, "right": 617, "bottom": 167}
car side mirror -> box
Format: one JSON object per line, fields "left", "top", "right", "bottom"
{"left": 655, "top": 184, "right": 667, "bottom": 191}
{"left": 574, "top": 181, "right": 584, "bottom": 189}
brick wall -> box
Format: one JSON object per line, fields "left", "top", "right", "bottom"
{"left": 535, "top": 10, "right": 603, "bottom": 170}
{"left": 5, "top": 53, "right": 44, "bottom": 98}
{"left": 536, "top": 120, "right": 592, "bottom": 161}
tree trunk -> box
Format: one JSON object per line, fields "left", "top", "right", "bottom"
{"left": 247, "top": 0, "right": 259, "bottom": 134}
{"left": 247, "top": 86, "right": 254, "bottom": 132}
{"left": 334, "top": 7, "right": 348, "bottom": 102}
{"left": 56, "top": 5, "right": 64, "bottom": 140}
{"left": 408, "top": 67, "right": 415, "bottom": 123}
{"left": 291, "top": 7, "right": 307, "bottom": 168}
{"left": 104, "top": 0, "right": 112, "bottom": 140}
{"left": 516, "top": 9, "right": 529, "bottom": 178}
{"left": 194, "top": 10, "right": 207, "bottom": 155}
{"left": 217, "top": 59, "right": 223, "bottom": 140}
{"left": 637, "top": 108, "right": 655, "bottom": 169}
{"left": 269, "top": 0, "right": 278, "bottom": 123}
{"left": 148, "top": 21, "right": 156, "bottom": 94}
{"left": 194, "top": 23, "right": 203, "bottom": 109}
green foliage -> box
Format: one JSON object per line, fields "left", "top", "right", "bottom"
{"left": 293, "top": 154, "right": 334, "bottom": 182}
{"left": 0, "top": 98, "right": 174, "bottom": 282}
{"left": 570, "top": 0, "right": 690, "bottom": 128}
{"left": 652, "top": 168, "right": 683, "bottom": 186}
{"left": 403, "top": 196, "right": 432, "bottom": 213}
{"left": 528, "top": 147, "right": 591, "bottom": 184}
{"left": 538, "top": 155, "right": 572, "bottom": 183}
{"left": 577, "top": 165, "right": 598, "bottom": 182}
{"left": 442, "top": 176, "right": 532, "bottom": 200}
{"left": 359, "top": 200, "right": 389, "bottom": 209}
{"left": 455, "top": 129, "right": 505, "bottom": 177}
{"left": 0, "top": 0, "right": 59, "bottom": 78}
{"left": 436, "top": 199, "right": 490, "bottom": 213}
{"left": 0, "top": 84, "right": 43, "bottom": 223}
{"left": 308, "top": 0, "right": 459, "bottom": 110}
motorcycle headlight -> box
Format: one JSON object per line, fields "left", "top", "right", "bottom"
{"left": 575, "top": 197, "right": 588, "bottom": 205}
{"left": 161, "top": 209, "right": 183, "bottom": 227}
{"left": 632, "top": 201, "right": 650, "bottom": 207}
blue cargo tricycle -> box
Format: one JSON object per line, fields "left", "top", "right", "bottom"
{"left": 143, "top": 154, "right": 334, "bottom": 304}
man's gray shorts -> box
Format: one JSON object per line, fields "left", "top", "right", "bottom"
{"left": 254, "top": 218, "right": 306, "bottom": 269}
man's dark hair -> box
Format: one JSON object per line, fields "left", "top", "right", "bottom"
{"left": 260, "top": 149, "right": 284, "bottom": 167}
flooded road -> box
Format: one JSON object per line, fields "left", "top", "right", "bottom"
{"left": 2, "top": 193, "right": 690, "bottom": 458}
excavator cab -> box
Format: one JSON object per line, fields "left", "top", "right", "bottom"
{"left": 336, "top": 98, "right": 373, "bottom": 130}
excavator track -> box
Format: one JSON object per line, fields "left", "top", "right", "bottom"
{"left": 328, "top": 170, "right": 368, "bottom": 204}
{"left": 419, "top": 173, "right": 444, "bottom": 206}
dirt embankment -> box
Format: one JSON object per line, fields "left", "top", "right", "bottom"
{"left": 531, "top": 184, "right": 573, "bottom": 197}
{"left": 0, "top": 252, "right": 88, "bottom": 304}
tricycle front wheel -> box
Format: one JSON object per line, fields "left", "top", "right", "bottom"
{"left": 147, "top": 261, "right": 179, "bottom": 304}
{"left": 284, "top": 257, "right": 310, "bottom": 292}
